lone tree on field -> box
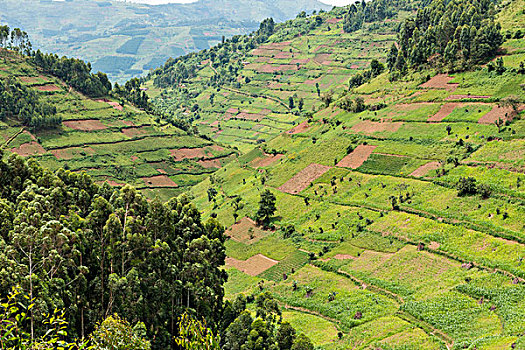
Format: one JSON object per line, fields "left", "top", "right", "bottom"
{"left": 256, "top": 190, "right": 277, "bottom": 228}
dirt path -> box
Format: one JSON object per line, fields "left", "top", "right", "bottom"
{"left": 3, "top": 127, "right": 25, "bottom": 148}
{"left": 282, "top": 304, "right": 341, "bottom": 325}
{"left": 396, "top": 311, "right": 453, "bottom": 349}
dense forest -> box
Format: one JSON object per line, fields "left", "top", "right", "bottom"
{"left": 388, "top": 0, "right": 503, "bottom": 72}
{"left": 0, "top": 77, "right": 60, "bottom": 130}
{"left": 0, "top": 151, "right": 314, "bottom": 349}
{"left": 32, "top": 50, "right": 112, "bottom": 98}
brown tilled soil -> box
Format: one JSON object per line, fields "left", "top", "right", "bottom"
{"left": 420, "top": 74, "right": 458, "bottom": 91}
{"left": 142, "top": 175, "right": 178, "bottom": 187}
{"left": 278, "top": 163, "right": 332, "bottom": 194}
{"left": 333, "top": 254, "right": 356, "bottom": 260}
{"left": 351, "top": 120, "right": 403, "bottom": 133}
{"left": 446, "top": 95, "right": 490, "bottom": 100}
{"left": 478, "top": 105, "right": 516, "bottom": 124}
{"left": 121, "top": 120, "right": 135, "bottom": 126}
{"left": 336, "top": 145, "right": 377, "bottom": 169}
{"left": 410, "top": 161, "right": 441, "bottom": 177}
{"left": 198, "top": 159, "right": 221, "bottom": 168}
{"left": 227, "top": 217, "right": 267, "bottom": 243}
{"left": 170, "top": 147, "right": 207, "bottom": 160}
{"left": 35, "top": 84, "right": 61, "bottom": 92}
{"left": 157, "top": 168, "right": 167, "bottom": 174}
{"left": 226, "top": 108, "right": 239, "bottom": 114}
{"left": 108, "top": 102, "right": 123, "bottom": 111}
{"left": 63, "top": 119, "right": 107, "bottom": 131}
{"left": 428, "top": 103, "right": 461, "bottom": 122}
{"left": 236, "top": 112, "right": 265, "bottom": 121}
{"left": 274, "top": 52, "right": 292, "bottom": 59}
{"left": 287, "top": 121, "right": 309, "bottom": 135}
{"left": 121, "top": 126, "right": 150, "bottom": 137}
{"left": 225, "top": 254, "right": 278, "bottom": 276}
{"left": 251, "top": 154, "right": 284, "bottom": 168}
{"left": 326, "top": 18, "right": 343, "bottom": 24}
{"left": 51, "top": 146, "right": 95, "bottom": 160}
{"left": 11, "top": 142, "right": 47, "bottom": 156}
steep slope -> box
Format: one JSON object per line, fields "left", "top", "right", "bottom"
{"left": 149, "top": 0, "right": 525, "bottom": 348}
{"left": 0, "top": 51, "right": 235, "bottom": 201}
{"left": 148, "top": 3, "right": 415, "bottom": 152}
{"left": 0, "top": 0, "right": 330, "bottom": 82}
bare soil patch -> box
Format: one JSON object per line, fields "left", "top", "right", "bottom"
{"left": 326, "top": 18, "right": 342, "bottom": 24}
{"left": 170, "top": 147, "right": 207, "bottom": 160}
{"left": 227, "top": 217, "right": 267, "bottom": 243}
{"left": 333, "top": 254, "right": 356, "bottom": 260}
{"left": 142, "top": 175, "right": 177, "bottom": 188}
{"left": 35, "top": 84, "right": 61, "bottom": 92}
{"left": 63, "top": 119, "right": 107, "bottom": 131}
{"left": 251, "top": 153, "right": 284, "bottom": 168}
{"left": 337, "top": 145, "right": 376, "bottom": 169}
{"left": 198, "top": 159, "right": 221, "bottom": 168}
{"left": 478, "top": 105, "right": 516, "bottom": 124}
{"left": 420, "top": 74, "right": 458, "bottom": 91}
{"left": 287, "top": 121, "right": 309, "bottom": 135}
{"left": 410, "top": 161, "right": 441, "bottom": 177}
{"left": 279, "top": 163, "right": 332, "bottom": 194}
{"left": 428, "top": 103, "right": 461, "bottom": 122}
{"left": 446, "top": 94, "right": 490, "bottom": 100}
{"left": 121, "top": 126, "right": 151, "bottom": 137}
{"left": 226, "top": 254, "right": 278, "bottom": 276}
{"left": 11, "top": 142, "right": 46, "bottom": 156}
{"left": 51, "top": 146, "right": 95, "bottom": 160}
{"left": 393, "top": 102, "right": 436, "bottom": 112}
{"left": 351, "top": 120, "right": 403, "bottom": 133}
{"left": 121, "top": 120, "right": 135, "bottom": 126}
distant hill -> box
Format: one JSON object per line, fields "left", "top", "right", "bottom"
{"left": 0, "top": 0, "right": 331, "bottom": 82}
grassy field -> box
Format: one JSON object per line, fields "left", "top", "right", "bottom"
{"left": 0, "top": 55, "right": 236, "bottom": 200}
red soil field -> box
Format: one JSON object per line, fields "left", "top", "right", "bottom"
{"left": 51, "top": 146, "right": 95, "bottom": 160}
{"left": 336, "top": 145, "right": 377, "bottom": 169}
{"left": 478, "top": 105, "right": 516, "bottom": 124}
{"left": 170, "top": 147, "right": 207, "bottom": 160}
{"left": 428, "top": 103, "right": 462, "bottom": 122}
{"left": 326, "top": 18, "right": 343, "bottom": 24}
{"left": 410, "top": 161, "right": 441, "bottom": 177}
{"left": 11, "top": 142, "right": 47, "bottom": 156}
{"left": 121, "top": 126, "right": 151, "bottom": 137}
{"left": 198, "top": 159, "right": 221, "bottom": 168}
{"left": 251, "top": 153, "right": 284, "bottom": 168}
{"left": 226, "top": 254, "right": 278, "bottom": 276}
{"left": 446, "top": 94, "right": 490, "bottom": 100}
{"left": 420, "top": 74, "right": 458, "bottom": 91}
{"left": 142, "top": 175, "right": 178, "bottom": 187}
{"left": 287, "top": 121, "right": 310, "bottom": 135}
{"left": 121, "top": 120, "right": 135, "bottom": 126}
{"left": 35, "top": 84, "right": 61, "bottom": 92}
{"left": 279, "top": 163, "right": 332, "bottom": 194}
{"left": 226, "top": 217, "right": 267, "bottom": 243}
{"left": 63, "top": 119, "right": 107, "bottom": 131}
{"left": 351, "top": 120, "right": 403, "bottom": 133}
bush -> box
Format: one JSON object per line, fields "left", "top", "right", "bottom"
{"left": 457, "top": 177, "right": 477, "bottom": 196}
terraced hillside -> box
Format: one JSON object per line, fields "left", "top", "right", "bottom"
{"left": 148, "top": 0, "right": 525, "bottom": 348}
{"left": 147, "top": 3, "right": 415, "bottom": 153}
{"left": 0, "top": 53, "right": 235, "bottom": 201}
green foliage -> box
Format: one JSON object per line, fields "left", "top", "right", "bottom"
{"left": 174, "top": 313, "right": 220, "bottom": 350}
{"left": 0, "top": 77, "right": 60, "bottom": 129}
{"left": 0, "top": 286, "right": 90, "bottom": 350}
{"left": 0, "top": 154, "right": 227, "bottom": 349}
{"left": 32, "top": 50, "right": 111, "bottom": 98}
{"left": 392, "top": 0, "right": 504, "bottom": 71}
{"left": 90, "top": 314, "right": 150, "bottom": 350}
{"left": 256, "top": 189, "right": 277, "bottom": 227}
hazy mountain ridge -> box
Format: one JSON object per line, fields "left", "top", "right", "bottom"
{"left": 0, "top": 0, "right": 330, "bottom": 82}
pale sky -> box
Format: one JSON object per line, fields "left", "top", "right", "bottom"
{"left": 115, "top": 0, "right": 354, "bottom": 6}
